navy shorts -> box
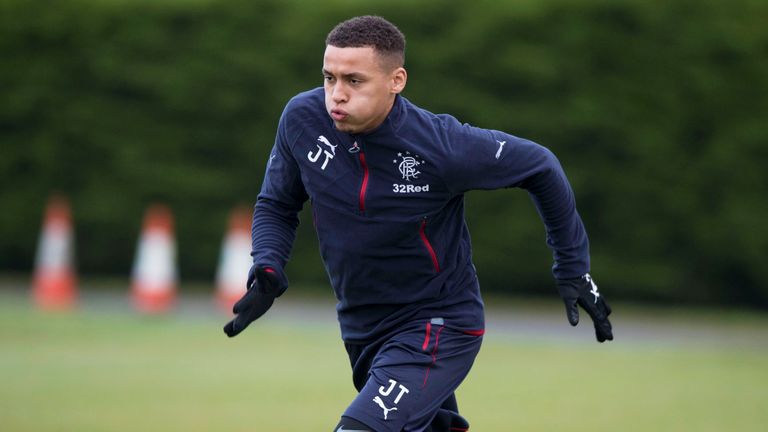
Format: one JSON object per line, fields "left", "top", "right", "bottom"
{"left": 342, "top": 318, "right": 483, "bottom": 431}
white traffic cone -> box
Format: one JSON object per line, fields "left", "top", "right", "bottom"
{"left": 32, "top": 195, "right": 77, "bottom": 310}
{"left": 215, "top": 206, "right": 253, "bottom": 311}
{"left": 131, "top": 204, "right": 177, "bottom": 313}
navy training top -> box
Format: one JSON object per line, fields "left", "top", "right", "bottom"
{"left": 251, "top": 88, "right": 589, "bottom": 343}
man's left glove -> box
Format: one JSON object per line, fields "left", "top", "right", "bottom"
{"left": 223, "top": 266, "right": 286, "bottom": 338}
{"left": 556, "top": 274, "right": 613, "bottom": 342}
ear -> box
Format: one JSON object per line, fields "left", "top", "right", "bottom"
{"left": 390, "top": 67, "right": 407, "bottom": 94}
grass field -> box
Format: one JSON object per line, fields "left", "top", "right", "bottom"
{"left": 1, "top": 289, "right": 767, "bottom": 431}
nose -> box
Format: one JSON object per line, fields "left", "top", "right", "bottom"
{"left": 331, "top": 82, "right": 348, "bottom": 104}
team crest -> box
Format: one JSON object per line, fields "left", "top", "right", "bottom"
{"left": 393, "top": 151, "right": 424, "bottom": 181}
{"left": 392, "top": 151, "right": 430, "bottom": 194}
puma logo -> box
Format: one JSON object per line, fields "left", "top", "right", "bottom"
{"left": 372, "top": 396, "right": 398, "bottom": 420}
{"left": 495, "top": 140, "right": 506, "bottom": 159}
{"left": 318, "top": 135, "right": 338, "bottom": 156}
{"left": 585, "top": 273, "right": 600, "bottom": 303}
{"left": 309, "top": 135, "right": 337, "bottom": 170}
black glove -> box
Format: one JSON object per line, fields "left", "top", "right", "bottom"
{"left": 556, "top": 274, "right": 613, "bottom": 342}
{"left": 223, "top": 266, "right": 286, "bottom": 337}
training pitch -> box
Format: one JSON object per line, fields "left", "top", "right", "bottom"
{"left": 1, "top": 287, "right": 766, "bottom": 431}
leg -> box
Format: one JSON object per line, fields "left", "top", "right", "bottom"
{"left": 333, "top": 416, "right": 374, "bottom": 431}
{"left": 440, "top": 394, "right": 458, "bottom": 412}
{"left": 339, "top": 319, "right": 483, "bottom": 432}
{"left": 427, "top": 394, "right": 470, "bottom": 432}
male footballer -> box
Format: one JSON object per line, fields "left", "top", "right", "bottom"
{"left": 224, "top": 15, "right": 613, "bottom": 432}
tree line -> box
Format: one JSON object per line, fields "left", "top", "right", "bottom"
{"left": 1, "top": 0, "right": 766, "bottom": 306}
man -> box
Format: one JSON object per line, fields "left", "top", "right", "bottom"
{"left": 224, "top": 15, "right": 613, "bottom": 432}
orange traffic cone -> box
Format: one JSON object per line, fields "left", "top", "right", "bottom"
{"left": 131, "top": 204, "right": 177, "bottom": 313}
{"left": 215, "top": 206, "right": 253, "bottom": 311}
{"left": 32, "top": 195, "right": 77, "bottom": 310}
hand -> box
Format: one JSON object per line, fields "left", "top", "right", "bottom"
{"left": 223, "top": 266, "right": 285, "bottom": 337}
{"left": 556, "top": 274, "right": 613, "bottom": 342}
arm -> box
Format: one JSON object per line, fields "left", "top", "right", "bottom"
{"left": 224, "top": 109, "right": 309, "bottom": 337}
{"left": 443, "top": 121, "right": 588, "bottom": 279}
{"left": 443, "top": 120, "right": 612, "bottom": 342}
{"left": 250, "top": 124, "right": 308, "bottom": 291}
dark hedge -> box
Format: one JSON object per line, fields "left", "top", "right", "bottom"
{"left": 1, "top": 0, "right": 766, "bottom": 306}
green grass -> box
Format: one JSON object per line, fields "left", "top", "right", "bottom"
{"left": 1, "top": 293, "right": 767, "bottom": 431}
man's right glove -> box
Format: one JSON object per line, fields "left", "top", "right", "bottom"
{"left": 223, "top": 266, "right": 286, "bottom": 338}
{"left": 556, "top": 273, "right": 613, "bottom": 342}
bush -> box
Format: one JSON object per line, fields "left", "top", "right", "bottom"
{"left": 1, "top": 0, "right": 766, "bottom": 306}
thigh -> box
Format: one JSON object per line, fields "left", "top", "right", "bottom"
{"left": 342, "top": 318, "right": 483, "bottom": 432}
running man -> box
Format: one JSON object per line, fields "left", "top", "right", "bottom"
{"left": 224, "top": 15, "right": 613, "bottom": 432}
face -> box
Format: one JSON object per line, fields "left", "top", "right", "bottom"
{"left": 323, "top": 45, "right": 407, "bottom": 134}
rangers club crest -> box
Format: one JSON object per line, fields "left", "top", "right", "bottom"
{"left": 392, "top": 151, "right": 430, "bottom": 194}
{"left": 393, "top": 151, "right": 424, "bottom": 181}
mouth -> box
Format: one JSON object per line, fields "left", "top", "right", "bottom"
{"left": 330, "top": 109, "right": 349, "bottom": 122}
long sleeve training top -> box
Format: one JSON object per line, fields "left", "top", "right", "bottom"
{"left": 252, "top": 88, "right": 589, "bottom": 343}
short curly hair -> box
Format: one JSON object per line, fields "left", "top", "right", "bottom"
{"left": 326, "top": 15, "right": 406, "bottom": 70}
